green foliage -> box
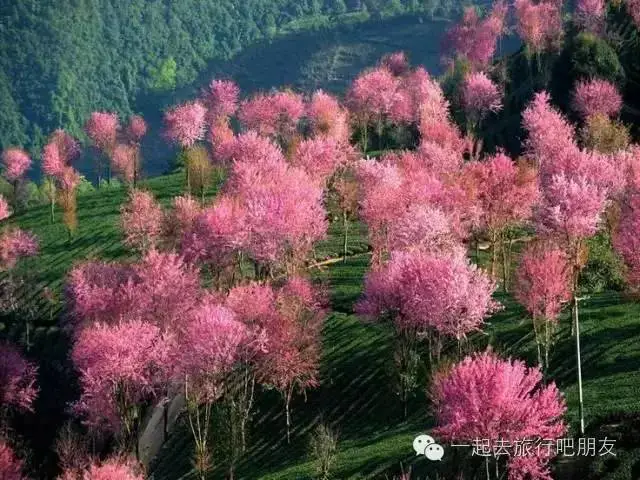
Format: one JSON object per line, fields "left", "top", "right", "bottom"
{"left": 98, "top": 178, "right": 123, "bottom": 190}
{"left": 570, "top": 32, "right": 625, "bottom": 85}
{"left": 15, "top": 181, "right": 44, "bottom": 210}
{"left": 0, "top": 0, "right": 455, "bottom": 154}
{"left": 76, "top": 176, "right": 96, "bottom": 195}
{"left": 149, "top": 57, "right": 178, "bottom": 92}
{"left": 580, "top": 230, "right": 626, "bottom": 294}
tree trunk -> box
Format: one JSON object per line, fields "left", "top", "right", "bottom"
{"left": 12, "top": 180, "right": 18, "bottom": 211}
{"left": 50, "top": 197, "right": 55, "bottom": 224}
{"left": 574, "top": 295, "right": 586, "bottom": 435}
{"left": 491, "top": 231, "right": 498, "bottom": 279}
{"left": 501, "top": 238, "right": 508, "bottom": 292}
{"left": 343, "top": 211, "right": 349, "bottom": 263}
{"left": 285, "top": 387, "right": 293, "bottom": 444}
{"left": 163, "top": 402, "right": 169, "bottom": 443}
{"left": 361, "top": 122, "right": 368, "bottom": 154}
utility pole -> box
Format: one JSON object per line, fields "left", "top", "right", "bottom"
{"left": 574, "top": 295, "right": 589, "bottom": 435}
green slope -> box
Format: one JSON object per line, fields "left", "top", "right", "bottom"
{"left": 4, "top": 175, "right": 640, "bottom": 478}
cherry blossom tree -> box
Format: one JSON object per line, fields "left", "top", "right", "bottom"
{"left": 522, "top": 91, "right": 622, "bottom": 193}
{"left": 1, "top": 148, "right": 31, "bottom": 183}
{"left": 238, "top": 90, "right": 305, "bottom": 151}
{"left": 224, "top": 138, "right": 327, "bottom": 275}
{"left": 65, "top": 261, "right": 136, "bottom": 329}
{"left": 614, "top": 192, "right": 640, "bottom": 289}
{"left": 202, "top": 79, "right": 240, "bottom": 122}
{"left": 443, "top": 2, "right": 507, "bottom": 69}
{"left": 625, "top": 0, "right": 640, "bottom": 28}
{"left": 1, "top": 148, "right": 31, "bottom": 210}
{"left": 0, "top": 195, "right": 11, "bottom": 221}
{"left": 0, "top": 440, "right": 27, "bottom": 480}
{"left": 0, "top": 228, "right": 38, "bottom": 271}
{"left": 461, "top": 72, "right": 503, "bottom": 132}
{"left": 331, "top": 172, "right": 360, "bottom": 262}
{"left": 175, "top": 303, "right": 249, "bottom": 479}
{"left": 514, "top": 0, "right": 564, "bottom": 56}
{"left": 209, "top": 119, "right": 236, "bottom": 166}
{"left": 380, "top": 51, "right": 410, "bottom": 76}
{"left": 120, "top": 189, "right": 164, "bottom": 253}
{"left": 65, "top": 250, "right": 200, "bottom": 332}
{"left": 431, "top": 351, "right": 566, "bottom": 480}
{"left": 65, "top": 457, "right": 144, "bottom": 480}
{"left": 0, "top": 341, "right": 38, "bottom": 416}
{"left": 112, "top": 144, "right": 137, "bottom": 185}
{"left": 125, "top": 115, "right": 147, "bottom": 145}
{"left": 162, "top": 195, "right": 202, "bottom": 250}
{"left": 307, "top": 90, "right": 350, "bottom": 143}
{"left": 181, "top": 195, "right": 247, "bottom": 286}
{"left": 388, "top": 204, "right": 460, "bottom": 258}
{"left": 572, "top": 78, "right": 623, "bottom": 120}
{"left": 71, "top": 319, "right": 175, "bottom": 456}
{"left": 355, "top": 158, "right": 408, "bottom": 263}
{"left": 290, "top": 137, "right": 350, "bottom": 185}
{"left": 575, "top": 0, "right": 606, "bottom": 34}
{"left": 357, "top": 250, "right": 499, "bottom": 354}
{"left": 85, "top": 112, "right": 120, "bottom": 185}
{"left": 467, "top": 153, "right": 539, "bottom": 286}
{"left": 522, "top": 91, "right": 578, "bottom": 178}
{"left": 346, "top": 66, "right": 405, "bottom": 152}
{"left": 259, "top": 277, "right": 326, "bottom": 443}
{"left": 41, "top": 130, "right": 83, "bottom": 232}
{"left": 164, "top": 101, "right": 207, "bottom": 150}
{"left": 515, "top": 242, "right": 572, "bottom": 370}
{"left": 399, "top": 67, "right": 449, "bottom": 130}
{"left": 120, "top": 115, "right": 147, "bottom": 187}
{"left": 535, "top": 171, "right": 609, "bottom": 387}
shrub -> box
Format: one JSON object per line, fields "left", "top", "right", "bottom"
{"left": 309, "top": 423, "right": 339, "bottom": 480}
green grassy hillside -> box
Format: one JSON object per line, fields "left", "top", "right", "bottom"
{"left": 4, "top": 174, "right": 640, "bottom": 478}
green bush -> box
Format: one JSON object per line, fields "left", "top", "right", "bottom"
{"left": 580, "top": 231, "right": 626, "bottom": 293}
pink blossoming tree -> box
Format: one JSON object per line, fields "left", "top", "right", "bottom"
{"left": 176, "top": 302, "right": 249, "bottom": 479}
{"left": 0, "top": 195, "right": 12, "bottom": 222}
{"left": 0, "top": 440, "right": 26, "bottom": 480}
{"left": 68, "top": 457, "right": 144, "bottom": 480}
{"left": 572, "top": 78, "right": 623, "bottom": 120}
{"left": 431, "top": 351, "right": 566, "bottom": 480}
{"left": 575, "top": 0, "right": 606, "bottom": 34}
{"left": 85, "top": 112, "right": 120, "bottom": 185}
{"left": 238, "top": 90, "right": 305, "bottom": 151}
{"left": 163, "top": 101, "right": 207, "bottom": 149}
{"left": 120, "top": 189, "right": 164, "bottom": 253}
{"left": 0, "top": 341, "right": 38, "bottom": 415}
{"left": 467, "top": 153, "right": 539, "bottom": 286}
{"left": 1, "top": 148, "right": 31, "bottom": 210}
{"left": 515, "top": 242, "right": 572, "bottom": 370}
{"left": 514, "top": 0, "right": 564, "bottom": 56}
{"left": 307, "top": 90, "right": 350, "bottom": 144}
{"left": 443, "top": 2, "right": 507, "bottom": 69}
{"left": 71, "top": 319, "right": 175, "bottom": 456}
{"left": 0, "top": 228, "right": 39, "bottom": 271}
{"left": 461, "top": 72, "right": 503, "bottom": 132}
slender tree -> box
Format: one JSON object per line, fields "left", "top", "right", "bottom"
{"left": 515, "top": 242, "right": 572, "bottom": 371}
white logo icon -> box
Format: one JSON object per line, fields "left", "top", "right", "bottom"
{"left": 413, "top": 434, "right": 444, "bottom": 461}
